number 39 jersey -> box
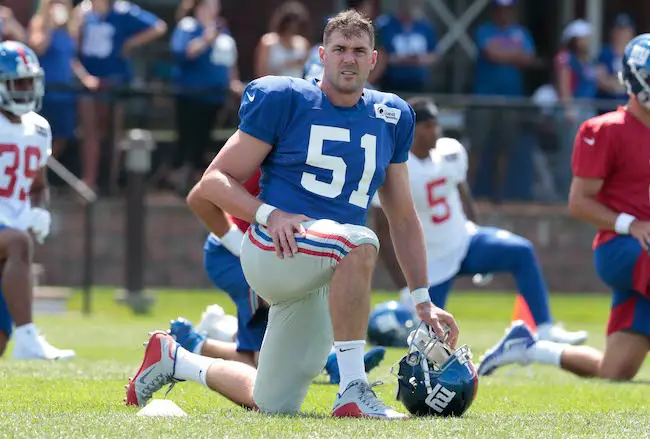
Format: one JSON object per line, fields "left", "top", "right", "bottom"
{"left": 0, "top": 112, "right": 52, "bottom": 229}
{"left": 238, "top": 76, "right": 415, "bottom": 226}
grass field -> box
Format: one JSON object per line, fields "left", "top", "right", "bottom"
{"left": 0, "top": 288, "right": 648, "bottom": 438}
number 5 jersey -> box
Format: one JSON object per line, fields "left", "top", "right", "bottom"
{"left": 372, "top": 137, "right": 473, "bottom": 285}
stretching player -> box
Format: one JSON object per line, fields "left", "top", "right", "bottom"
{"left": 126, "top": 10, "right": 458, "bottom": 419}
{"left": 172, "top": 168, "right": 385, "bottom": 383}
{"left": 0, "top": 41, "right": 74, "bottom": 360}
{"left": 372, "top": 97, "right": 587, "bottom": 345}
{"left": 478, "top": 34, "right": 650, "bottom": 380}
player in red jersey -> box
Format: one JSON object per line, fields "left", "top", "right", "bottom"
{"left": 477, "top": 34, "right": 649, "bottom": 380}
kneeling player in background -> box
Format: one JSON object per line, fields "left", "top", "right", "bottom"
{"left": 372, "top": 97, "right": 587, "bottom": 346}
{"left": 478, "top": 34, "right": 650, "bottom": 380}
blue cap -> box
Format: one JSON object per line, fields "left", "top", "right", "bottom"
{"left": 493, "top": 0, "right": 516, "bottom": 6}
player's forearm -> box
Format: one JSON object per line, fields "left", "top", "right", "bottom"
{"left": 186, "top": 183, "right": 231, "bottom": 237}
{"left": 568, "top": 193, "right": 619, "bottom": 231}
{"left": 388, "top": 215, "right": 428, "bottom": 290}
{"left": 196, "top": 170, "right": 262, "bottom": 225}
{"left": 372, "top": 208, "right": 407, "bottom": 289}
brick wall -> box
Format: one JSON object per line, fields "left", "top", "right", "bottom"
{"left": 37, "top": 197, "right": 606, "bottom": 293}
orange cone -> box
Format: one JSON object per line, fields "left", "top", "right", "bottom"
{"left": 512, "top": 294, "right": 536, "bottom": 332}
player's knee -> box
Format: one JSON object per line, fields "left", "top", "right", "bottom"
{"left": 598, "top": 365, "right": 637, "bottom": 381}
{"left": 344, "top": 243, "right": 378, "bottom": 270}
{"left": 510, "top": 236, "right": 535, "bottom": 261}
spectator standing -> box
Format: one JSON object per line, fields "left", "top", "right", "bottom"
{"left": 76, "top": 0, "right": 166, "bottom": 192}
{"left": 376, "top": 0, "right": 437, "bottom": 93}
{"left": 254, "top": 1, "right": 310, "bottom": 79}
{"left": 169, "top": 0, "right": 244, "bottom": 194}
{"left": 468, "top": 0, "right": 536, "bottom": 202}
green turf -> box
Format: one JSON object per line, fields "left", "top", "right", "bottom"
{"left": 0, "top": 289, "right": 648, "bottom": 438}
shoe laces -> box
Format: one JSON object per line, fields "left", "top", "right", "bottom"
{"left": 358, "top": 381, "right": 391, "bottom": 412}
{"left": 142, "top": 372, "right": 176, "bottom": 401}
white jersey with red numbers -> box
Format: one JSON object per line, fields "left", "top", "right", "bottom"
{"left": 373, "top": 137, "right": 474, "bottom": 285}
{"left": 0, "top": 112, "right": 51, "bottom": 230}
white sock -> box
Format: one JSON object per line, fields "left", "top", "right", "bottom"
{"left": 535, "top": 322, "right": 552, "bottom": 337}
{"left": 193, "top": 340, "right": 205, "bottom": 355}
{"left": 399, "top": 287, "right": 411, "bottom": 303}
{"left": 173, "top": 346, "right": 220, "bottom": 387}
{"left": 14, "top": 323, "right": 38, "bottom": 340}
{"left": 334, "top": 340, "right": 367, "bottom": 394}
{"left": 528, "top": 340, "right": 568, "bottom": 367}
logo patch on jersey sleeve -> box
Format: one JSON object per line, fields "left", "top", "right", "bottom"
{"left": 35, "top": 126, "right": 49, "bottom": 138}
{"left": 374, "top": 104, "right": 401, "bottom": 125}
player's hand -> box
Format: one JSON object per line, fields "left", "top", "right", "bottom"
{"left": 266, "top": 210, "right": 312, "bottom": 259}
{"left": 629, "top": 220, "right": 650, "bottom": 251}
{"left": 28, "top": 208, "right": 52, "bottom": 244}
{"left": 415, "top": 301, "right": 459, "bottom": 349}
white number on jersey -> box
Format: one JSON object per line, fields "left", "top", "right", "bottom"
{"left": 82, "top": 23, "right": 115, "bottom": 58}
{"left": 424, "top": 383, "right": 456, "bottom": 413}
{"left": 426, "top": 178, "right": 451, "bottom": 224}
{"left": 0, "top": 144, "right": 41, "bottom": 200}
{"left": 301, "top": 125, "right": 377, "bottom": 208}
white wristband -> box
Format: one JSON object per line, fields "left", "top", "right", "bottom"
{"left": 220, "top": 225, "right": 245, "bottom": 256}
{"left": 255, "top": 203, "right": 277, "bottom": 226}
{"left": 615, "top": 213, "right": 636, "bottom": 235}
{"left": 410, "top": 287, "right": 431, "bottom": 305}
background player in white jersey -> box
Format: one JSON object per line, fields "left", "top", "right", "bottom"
{"left": 0, "top": 41, "right": 74, "bottom": 360}
{"left": 126, "top": 10, "right": 459, "bottom": 419}
{"left": 372, "top": 97, "right": 587, "bottom": 345}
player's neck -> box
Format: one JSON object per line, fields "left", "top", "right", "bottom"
{"left": 319, "top": 80, "right": 363, "bottom": 107}
{"left": 411, "top": 146, "right": 431, "bottom": 160}
{"left": 628, "top": 101, "right": 650, "bottom": 128}
{"left": 0, "top": 110, "right": 21, "bottom": 124}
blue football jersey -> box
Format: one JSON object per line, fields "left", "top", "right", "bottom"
{"left": 238, "top": 76, "right": 415, "bottom": 226}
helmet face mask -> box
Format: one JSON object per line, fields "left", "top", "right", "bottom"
{"left": 0, "top": 41, "right": 45, "bottom": 117}
{"left": 391, "top": 322, "right": 478, "bottom": 417}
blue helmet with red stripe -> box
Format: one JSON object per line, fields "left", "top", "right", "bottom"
{"left": 392, "top": 323, "right": 478, "bottom": 417}
{"left": 620, "top": 33, "right": 650, "bottom": 109}
{"left": 0, "top": 41, "right": 44, "bottom": 116}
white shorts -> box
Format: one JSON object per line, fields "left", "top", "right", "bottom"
{"left": 240, "top": 219, "right": 379, "bottom": 413}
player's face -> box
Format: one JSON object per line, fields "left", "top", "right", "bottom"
{"left": 320, "top": 31, "right": 377, "bottom": 94}
{"left": 9, "top": 78, "right": 35, "bottom": 103}
{"left": 415, "top": 119, "right": 438, "bottom": 149}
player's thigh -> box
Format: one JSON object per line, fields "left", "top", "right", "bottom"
{"left": 458, "top": 227, "right": 533, "bottom": 275}
{"left": 594, "top": 236, "right": 644, "bottom": 293}
{"left": 602, "top": 289, "right": 650, "bottom": 380}
{"left": 0, "top": 227, "right": 32, "bottom": 262}
{"left": 253, "top": 286, "right": 333, "bottom": 414}
{"left": 241, "top": 219, "right": 379, "bottom": 305}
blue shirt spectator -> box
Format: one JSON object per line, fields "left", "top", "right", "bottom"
{"left": 376, "top": 6, "right": 437, "bottom": 92}
{"left": 171, "top": 17, "right": 237, "bottom": 104}
{"left": 78, "top": 0, "right": 166, "bottom": 85}
{"left": 473, "top": 0, "right": 535, "bottom": 96}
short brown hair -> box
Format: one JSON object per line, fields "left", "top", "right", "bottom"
{"left": 323, "top": 9, "right": 375, "bottom": 48}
